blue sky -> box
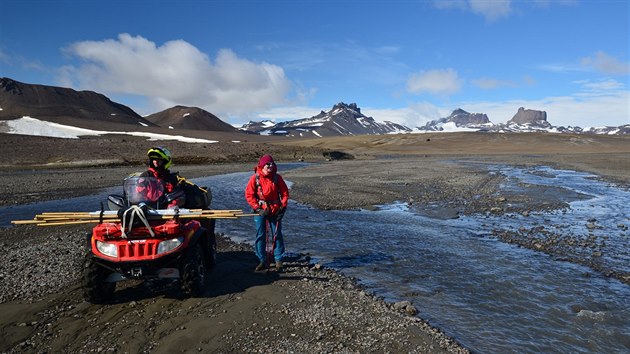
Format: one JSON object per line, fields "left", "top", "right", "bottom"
{"left": 1, "top": 0, "right": 628, "bottom": 128}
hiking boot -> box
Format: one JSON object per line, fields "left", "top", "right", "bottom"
{"left": 275, "top": 261, "right": 283, "bottom": 271}
{"left": 255, "top": 262, "right": 265, "bottom": 271}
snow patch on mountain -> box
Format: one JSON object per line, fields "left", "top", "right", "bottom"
{"left": 4, "top": 116, "right": 218, "bottom": 143}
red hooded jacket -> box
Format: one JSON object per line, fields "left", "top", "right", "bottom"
{"left": 245, "top": 164, "right": 289, "bottom": 216}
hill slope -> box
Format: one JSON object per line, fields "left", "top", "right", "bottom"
{"left": 0, "top": 77, "right": 154, "bottom": 127}
{"left": 145, "top": 105, "right": 239, "bottom": 132}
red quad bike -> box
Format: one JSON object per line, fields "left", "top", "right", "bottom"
{"left": 82, "top": 176, "right": 216, "bottom": 304}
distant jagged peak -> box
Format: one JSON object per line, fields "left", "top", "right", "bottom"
{"left": 240, "top": 119, "right": 276, "bottom": 130}
{"left": 447, "top": 108, "right": 491, "bottom": 126}
{"left": 330, "top": 102, "right": 362, "bottom": 115}
{"left": 450, "top": 108, "right": 470, "bottom": 116}
{"left": 241, "top": 101, "right": 410, "bottom": 137}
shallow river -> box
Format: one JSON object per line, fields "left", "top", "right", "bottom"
{"left": 2, "top": 164, "right": 629, "bottom": 353}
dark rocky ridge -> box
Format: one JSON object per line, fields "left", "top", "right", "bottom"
{"left": 0, "top": 77, "right": 154, "bottom": 127}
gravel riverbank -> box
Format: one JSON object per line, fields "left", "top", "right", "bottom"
{"left": 0, "top": 224, "right": 466, "bottom": 353}
{"left": 0, "top": 160, "right": 471, "bottom": 353}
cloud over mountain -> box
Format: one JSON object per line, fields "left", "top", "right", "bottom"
{"left": 407, "top": 69, "right": 463, "bottom": 96}
{"left": 58, "top": 34, "right": 291, "bottom": 117}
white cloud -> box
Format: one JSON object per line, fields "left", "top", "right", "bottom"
{"left": 58, "top": 33, "right": 291, "bottom": 119}
{"left": 574, "top": 78, "right": 625, "bottom": 96}
{"left": 581, "top": 51, "right": 630, "bottom": 76}
{"left": 432, "top": 0, "right": 468, "bottom": 11}
{"left": 371, "top": 77, "right": 628, "bottom": 129}
{"left": 536, "top": 63, "right": 582, "bottom": 73}
{"left": 531, "top": 0, "right": 579, "bottom": 8}
{"left": 432, "top": 0, "right": 580, "bottom": 21}
{"left": 256, "top": 106, "right": 325, "bottom": 123}
{"left": 364, "top": 103, "right": 447, "bottom": 128}
{"left": 407, "top": 68, "right": 463, "bottom": 96}
{"left": 432, "top": 0, "right": 512, "bottom": 21}
{"left": 468, "top": 0, "right": 512, "bottom": 21}
{"left": 522, "top": 75, "right": 536, "bottom": 86}
{"left": 538, "top": 52, "right": 628, "bottom": 76}
{"left": 472, "top": 77, "right": 518, "bottom": 89}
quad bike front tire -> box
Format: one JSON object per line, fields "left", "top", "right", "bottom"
{"left": 82, "top": 254, "right": 115, "bottom": 304}
{"left": 180, "top": 243, "right": 206, "bottom": 297}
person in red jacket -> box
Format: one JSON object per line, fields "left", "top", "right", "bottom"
{"left": 139, "top": 146, "right": 185, "bottom": 209}
{"left": 245, "top": 154, "right": 290, "bottom": 271}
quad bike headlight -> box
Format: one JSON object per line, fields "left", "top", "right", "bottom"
{"left": 96, "top": 240, "right": 118, "bottom": 258}
{"left": 157, "top": 237, "right": 184, "bottom": 255}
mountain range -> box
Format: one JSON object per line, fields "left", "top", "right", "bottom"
{"left": 1, "top": 77, "right": 627, "bottom": 137}
{"left": 240, "top": 102, "right": 409, "bottom": 137}
{"left": 418, "top": 107, "right": 630, "bottom": 135}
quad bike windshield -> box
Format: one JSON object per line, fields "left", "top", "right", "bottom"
{"left": 123, "top": 176, "right": 165, "bottom": 206}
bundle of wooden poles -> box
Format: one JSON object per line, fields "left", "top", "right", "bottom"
{"left": 12, "top": 209, "right": 255, "bottom": 227}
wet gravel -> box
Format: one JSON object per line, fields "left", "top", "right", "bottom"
{"left": 0, "top": 226, "right": 468, "bottom": 354}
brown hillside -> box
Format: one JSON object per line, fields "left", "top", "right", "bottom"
{"left": 145, "top": 105, "right": 239, "bottom": 132}
{"left": 0, "top": 77, "right": 154, "bottom": 128}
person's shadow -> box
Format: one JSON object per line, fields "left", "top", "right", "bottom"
{"left": 203, "top": 249, "right": 280, "bottom": 297}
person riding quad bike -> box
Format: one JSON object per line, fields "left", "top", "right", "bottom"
{"left": 141, "top": 146, "right": 185, "bottom": 209}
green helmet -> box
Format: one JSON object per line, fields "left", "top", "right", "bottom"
{"left": 147, "top": 146, "right": 173, "bottom": 169}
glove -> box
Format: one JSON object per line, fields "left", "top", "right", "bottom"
{"left": 277, "top": 207, "right": 286, "bottom": 221}
{"left": 255, "top": 208, "right": 268, "bottom": 216}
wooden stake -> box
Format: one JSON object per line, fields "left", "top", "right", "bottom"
{"left": 12, "top": 209, "right": 256, "bottom": 226}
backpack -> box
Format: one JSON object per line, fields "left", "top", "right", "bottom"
{"left": 254, "top": 172, "right": 281, "bottom": 204}
{"left": 177, "top": 176, "right": 212, "bottom": 209}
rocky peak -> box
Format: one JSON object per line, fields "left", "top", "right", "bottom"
{"left": 418, "top": 108, "right": 492, "bottom": 131}
{"left": 447, "top": 109, "right": 491, "bottom": 126}
{"left": 332, "top": 102, "right": 361, "bottom": 114}
{"left": 0, "top": 77, "right": 22, "bottom": 95}
{"left": 508, "top": 107, "right": 549, "bottom": 126}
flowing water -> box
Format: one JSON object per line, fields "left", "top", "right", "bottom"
{"left": 2, "top": 164, "right": 629, "bottom": 353}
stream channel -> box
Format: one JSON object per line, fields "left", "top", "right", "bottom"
{"left": 1, "top": 163, "right": 629, "bottom": 353}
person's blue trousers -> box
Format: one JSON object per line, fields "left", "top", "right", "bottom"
{"left": 253, "top": 215, "right": 285, "bottom": 263}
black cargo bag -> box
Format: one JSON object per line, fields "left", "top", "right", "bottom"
{"left": 178, "top": 177, "right": 212, "bottom": 209}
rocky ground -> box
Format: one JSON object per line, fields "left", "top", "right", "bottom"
{"left": 1, "top": 132, "right": 629, "bottom": 353}
{"left": 0, "top": 225, "right": 464, "bottom": 353}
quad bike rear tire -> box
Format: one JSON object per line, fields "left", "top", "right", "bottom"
{"left": 82, "top": 254, "right": 115, "bottom": 304}
{"left": 198, "top": 219, "right": 216, "bottom": 271}
{"left": 180, "top": 243, "right": 206, "bottom": 297}
{"left": 206, "top": 232, "right": 217, "bottom": 271}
